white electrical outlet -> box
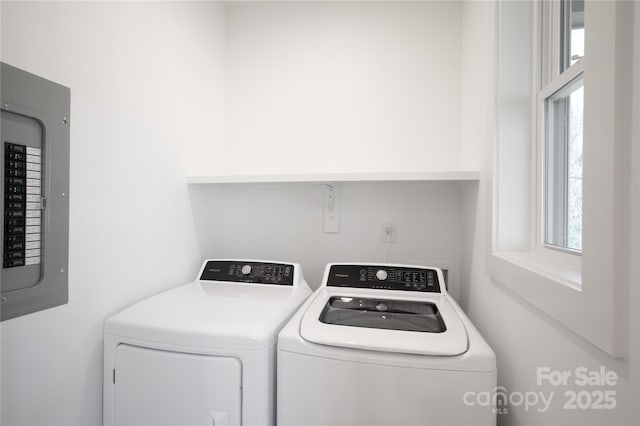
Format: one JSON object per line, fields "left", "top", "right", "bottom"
{"left": 381, "top": 223, "right": 397, "bottom": 243}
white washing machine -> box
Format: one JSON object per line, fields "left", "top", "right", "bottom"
{"left": 277, "top": 263, "right": 496, "bottom": 426}
{"left": 103, "top": 259, "right": 311, "bottom": 426}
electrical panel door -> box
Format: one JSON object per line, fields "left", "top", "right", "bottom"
{"left": 1, "top": 62, "right": 70, "bottom": 320}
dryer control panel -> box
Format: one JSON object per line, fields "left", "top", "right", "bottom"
{"left": 326, "top": 264, "right": 441, "bottom": 293}
{"left": 199, "top": 260, "right": 294, "bottom": 286}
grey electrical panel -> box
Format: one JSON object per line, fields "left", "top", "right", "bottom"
{"left": 1, "top": 63, "right": 70, "bottom": 321}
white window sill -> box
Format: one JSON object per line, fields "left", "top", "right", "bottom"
{"left": 488, "top": 248, "right": 622, "bottom": 357}
{"left": 493, "top": 251, "right": 581, "bottom": 291}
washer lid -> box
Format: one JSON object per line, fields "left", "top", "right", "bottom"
{"left": 300, "top": 288, "right": 468, "bottom": 356}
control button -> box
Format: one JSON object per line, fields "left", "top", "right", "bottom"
{"left": 375, "top": 269, "right": 388, "bottom": 281}
{"left": 241, "top": 264, "right": 252, "bottom": 275}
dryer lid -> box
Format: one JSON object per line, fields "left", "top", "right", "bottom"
{"left": 300, "top": 289, "right": 468, "bottom": 356}
{"left": 105, "top": 280, "right": 311, "bottom": 351}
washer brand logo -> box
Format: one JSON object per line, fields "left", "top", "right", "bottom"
{"left": 463, "top": 366, "right": 618, "bottom": 414}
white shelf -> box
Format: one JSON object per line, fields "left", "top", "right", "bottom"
{"left": 187, "top": 171, "right": 480, "bottom": 184}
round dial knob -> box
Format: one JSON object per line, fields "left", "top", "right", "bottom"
{"left": 241, "top": 265, "right": 252, "bottom": 275}
{"left": 375, "top": 269, "right": 388, "bottom": 281}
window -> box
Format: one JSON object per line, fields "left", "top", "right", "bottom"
{"left": 491, "top": 0, "right": 632, "bottom": 357}
{"left": 541, "top": 0, "right": 584, "bottom": 252}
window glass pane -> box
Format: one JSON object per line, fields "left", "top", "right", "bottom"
{"left": 570, "top": 27, "right": 584, "bottom": 66}
{"left": 545, "top": 77, "right": 583, "bottom": 251}
{"left": 561, "top": 0, "right": 585, "bottom": 71}
{"left": 567, "top": 85, "right": 583, "bottom": 250}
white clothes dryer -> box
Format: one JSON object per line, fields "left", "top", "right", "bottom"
{"left": 103, "top": 259, "right": 311, "bottom": 426}
{"left": 277, "top": 263, "right": 496, "bottom": 426}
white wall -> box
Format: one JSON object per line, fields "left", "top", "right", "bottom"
{"left": 3, "top": 2, "right": 638, "bottom": 426}
{"left": 0, "top": 2, "right": 226, "bottom": 424}
{"left": 188, "top": 182, "right": 473, "bottom": 300}
{"left": 460, "top": 2, "right": 640, "bottom": 425}
{"left": 224, "top": 1, "right": 466, "bottom": 175}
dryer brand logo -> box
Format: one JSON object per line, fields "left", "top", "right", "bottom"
{"left": 463, "top": 366, "right": 618, "bottom": 415}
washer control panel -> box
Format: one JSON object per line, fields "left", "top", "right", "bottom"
{"left": 326, "top": 264, "right": 441, "bottom": 293}
{"left": 199, "top": 260, "right": 295, "bottom": 286}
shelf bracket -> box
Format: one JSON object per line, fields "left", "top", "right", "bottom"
{"left": 321, "top": 184, "right": 339, "bottom": 233}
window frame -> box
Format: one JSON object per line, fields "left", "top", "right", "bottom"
{"left": 489, "top": 0, "right": 631, "bottom": 357}
{"left": 538, "top": 0, "right": 584, "bottom": 254}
